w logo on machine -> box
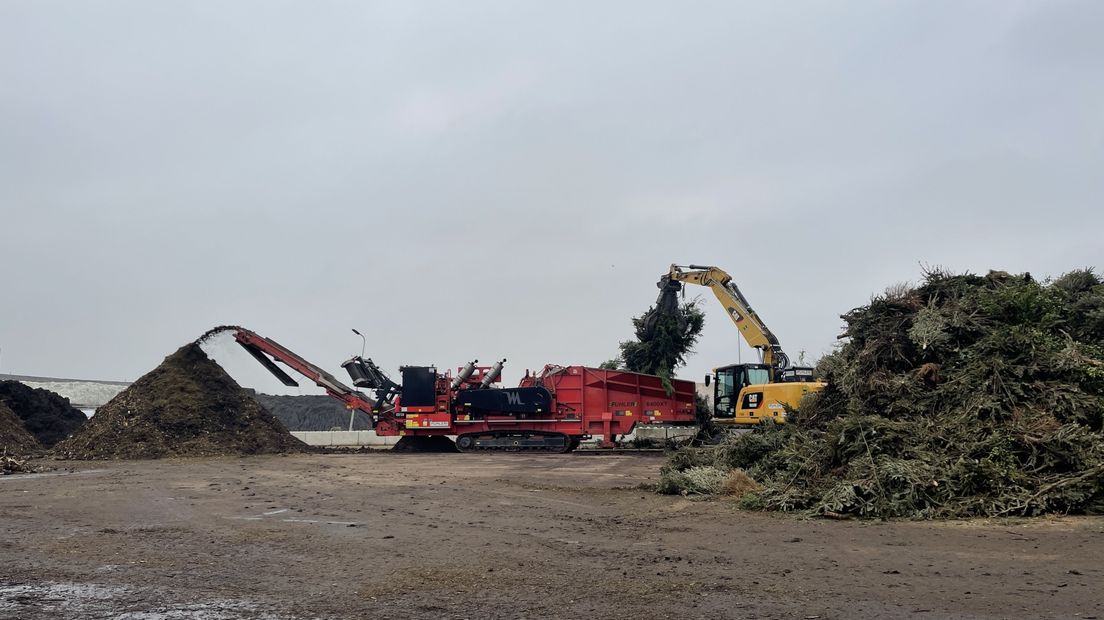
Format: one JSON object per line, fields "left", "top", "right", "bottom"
{"left": 505, "top": 392, "right": 523, "bottom": 405}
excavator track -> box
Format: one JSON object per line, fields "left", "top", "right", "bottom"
{"left": 455, "top": 431, "right": 577, "bottom": 453}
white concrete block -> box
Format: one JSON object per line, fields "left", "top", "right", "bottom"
{"left": 290, "top": 430, "right": 398, "bottom": 447}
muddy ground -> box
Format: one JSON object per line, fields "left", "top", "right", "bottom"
{"left": 1, "top": 454, "right": 1102, "bottom": 619}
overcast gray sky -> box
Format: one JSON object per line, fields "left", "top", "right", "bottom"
{"left": 1, "top": 1, "right": 1101, "bottom": 394}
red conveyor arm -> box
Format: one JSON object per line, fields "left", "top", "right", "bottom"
{"left": 231, "top": 328, "right": 377, "bottom": 417}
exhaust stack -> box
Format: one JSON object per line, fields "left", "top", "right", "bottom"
{"left": 450, "top": 360, "right": 479, "bottom": 389}
{"left": 480, "top": 359, "right": 506, "bottom": 388}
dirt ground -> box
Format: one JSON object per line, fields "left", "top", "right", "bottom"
{"left": 1, "top": 454, "right": 1102, "bottom": 619}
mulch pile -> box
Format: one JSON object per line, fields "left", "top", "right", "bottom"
{"left": 53, "top": 342, "right": 306, "bottom": 459}
{"left": 661, "top": 269, "right": 1104, "bottom": 519}
{"left": 0, "top": 380, "right": 86, "bottom": 447}
{"left": 1, "top": 455, "right": 35, "bottom": 475}
{"left": 0, "top": 401, "right": 40, "bottom": 455}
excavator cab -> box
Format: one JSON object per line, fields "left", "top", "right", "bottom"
{"left": 710, "top": 363, "right": 771, "bottom": 419}
{"left": 709, "top": 362, "right": 823, "bottom": 425}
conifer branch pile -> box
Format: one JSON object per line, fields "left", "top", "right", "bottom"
{"left": 660, "top": 269, "right": 1104, "bottom": 518}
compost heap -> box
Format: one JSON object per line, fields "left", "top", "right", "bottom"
{"left": 660, "top": 269, "right": 1104, "bottom": 519}
{"left": 0, "top": 401, "right": 39, "bottom": 455}
{"left": 54, "top": 342, "right": 306, "bottom": 459}
{"left": 0, "top": 380, "right": 86, "bottom": 447}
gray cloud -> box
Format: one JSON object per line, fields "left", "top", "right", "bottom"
{"left": 1, "top": 1, "right": 1101, "bottom": 392}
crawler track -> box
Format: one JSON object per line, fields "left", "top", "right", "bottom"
{"left": 455, "top": 431, "right": 577, "bottom": 453}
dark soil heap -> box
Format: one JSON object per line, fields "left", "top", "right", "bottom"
{"left": 0, "top": 401, "right": 39, "bottom": 455}
{"left": 661, "top": 268, "right": 1104, "bottom": 519}
{"left": 0, "top": 380, "right": 86, "bottom": 446}
{"left": 54, "top": 343, "right": 306, "bottom": 459}
{"left": 252, "top": 394, "right": 372, "bottom": 431}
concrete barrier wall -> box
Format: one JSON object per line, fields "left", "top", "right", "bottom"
{"left": 293, "top": 427, "right": 698, "bottom": 447}
{"left": 292, "top": 422, "right": 700, "bottom": 447}
{"left": 291, "top": 431, "right": 399, "bottom": 447}
{"left": 630, "top": 425, "right": 699, "bottom": 443}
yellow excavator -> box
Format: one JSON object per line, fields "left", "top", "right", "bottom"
{"left": 650, "top": 264, "right": 824, "bottom": 425}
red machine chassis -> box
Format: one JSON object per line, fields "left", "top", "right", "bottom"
{"left": 231, "top": 328, "right": 697, "bottom": 450}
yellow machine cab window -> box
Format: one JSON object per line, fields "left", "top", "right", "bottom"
{"left": 712, "top": 363, "right": 770, "bottom": 418}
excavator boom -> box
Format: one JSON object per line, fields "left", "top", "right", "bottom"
{"left": 663, "top": 264, "right": 790, "bottom": 375}
{"left": 642, "top": 263, "right": 823, "bottom": 426}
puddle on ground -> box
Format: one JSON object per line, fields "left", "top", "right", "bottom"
{"left": 0, "top": 581, "right": 291, "bottom": 619}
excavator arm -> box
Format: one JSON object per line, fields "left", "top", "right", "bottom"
{"left": 664, "top": 264, "right": 790, "bottom": 375}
